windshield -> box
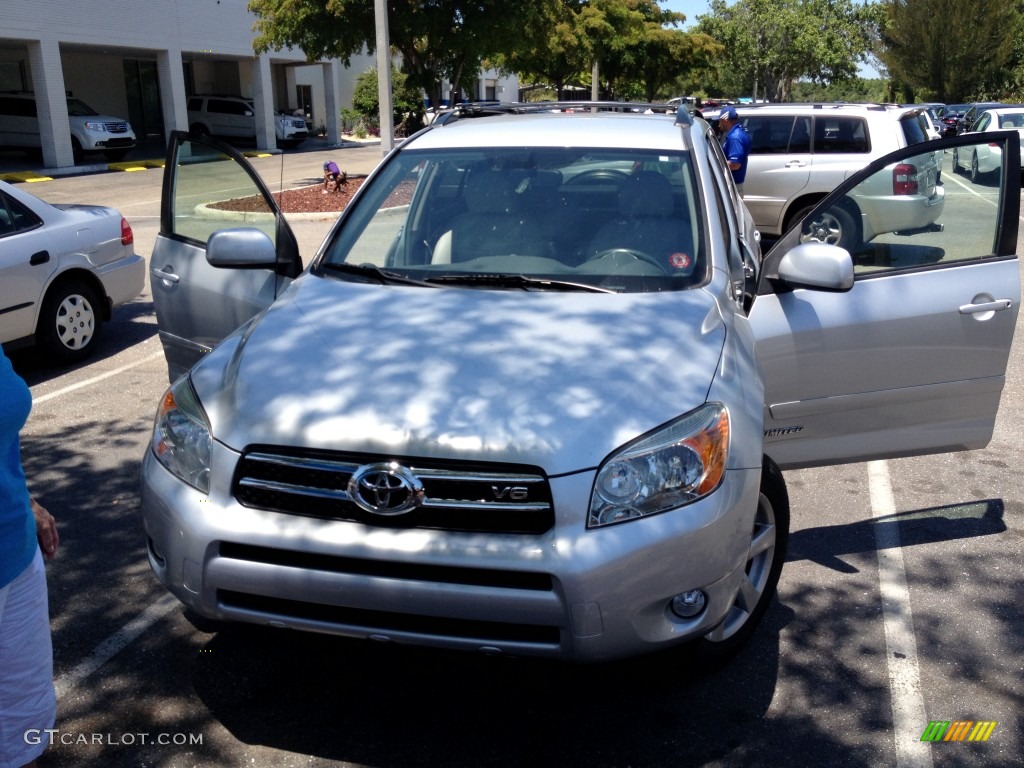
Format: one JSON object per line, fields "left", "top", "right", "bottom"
{"left": 319, "top": 146, "right": 705, "bottom": 293}
{"left": 66, "top": 98, "right": 99, "bottom": 117}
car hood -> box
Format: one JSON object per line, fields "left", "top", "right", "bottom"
{"left": 190, "top": 275, "right": 727, "bottom": 474}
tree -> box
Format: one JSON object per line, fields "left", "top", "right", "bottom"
{"left": 876, "top": 0, "right": 1024, "bottom": 102}
{"left": 352, "top": 67, "right": 426, "bottom": 136}
{"left": 696, "top": 0, "right": 877, "bottom": 101}
{"left": 248, "top": 1, "right": 548, "bottom": 107}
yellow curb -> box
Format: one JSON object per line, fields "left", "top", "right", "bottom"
{"left": 0, "top": 171, "right": 53, "bottom": 182}
{"left": 107, "top": 159, "right": 165, "bottom": 171}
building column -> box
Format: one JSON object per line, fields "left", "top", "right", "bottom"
{"left": 156, "top": 48, "right": 188, "bottom": 149}
{"left": 322, "top": 60, "right": 341, "bottom": 145}
{"left": 251, "top": 55, "right": 275, "bottom": 150}
{"left": 26, "top": 37, "right": 74, "bottom": 169}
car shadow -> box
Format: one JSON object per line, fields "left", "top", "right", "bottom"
{"left": 6, "top": 297, "right": 157, "bottom": 386}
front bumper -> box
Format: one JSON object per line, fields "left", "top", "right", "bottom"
{"left": 141, "top": 443, "right": 762, "bottom": 663}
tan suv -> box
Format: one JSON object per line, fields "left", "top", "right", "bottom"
{"left": 733, "top": 103, "right": 942, "bottom": 242}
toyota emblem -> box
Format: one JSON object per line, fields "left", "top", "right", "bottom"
{"left": 348, "top": 462, "right": 424, "bottom": 516}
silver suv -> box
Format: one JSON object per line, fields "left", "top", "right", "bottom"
{"left": 186, "top": 94, "right": 308, "bottom": 148}
{"left": 142, "top": 108, "right": 1020, "bottom": 663}
{"left": 735, "top": 103, "right": 943, "bottom": 244}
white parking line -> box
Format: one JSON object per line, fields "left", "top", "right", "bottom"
{"left": 31, "top": 350, "right": 164, "bottom": 404}
{"left": 54, "top": 593, "right": 179, "bottom": 700}
{"left": 869, "top": 460, "right": 933, "bottom": 768}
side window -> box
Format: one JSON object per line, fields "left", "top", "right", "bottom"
{"left": 0, "top": 96, "right": 35, "bottom": 117}
{"left": 169, "top": 139, "right": 276, "bottom": 246}
{"left": 745, "top": 116, "right": 795, "bottom": 154}
{"left": 801, "top": 137, "right": 1004, "bottom": 275}
{"left": 209, "top": 99, "right": 250, "bottom": 116}
{"left": 187, "top": 97, "right": 203, "bottom": 112}
{"left": 976, "top": 114, "right": 992, "bottom": 132}
{"left": 0, "top": 191, "right": 43, "bottom": 236}
{"left": 789, "top": 117, "right": 811, "bottom": 153}
{"left": 814, "top": 117, "right": 869, "bottom": 153}
{"left": 900, "top": 114, "right": 930, "bottom": 146}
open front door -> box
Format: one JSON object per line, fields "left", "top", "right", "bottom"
{"left": 150, "top": 131, "right": 302, "bottom": 382}
{"left": 751, "top": 131, "right": 1021, "bottom": 470}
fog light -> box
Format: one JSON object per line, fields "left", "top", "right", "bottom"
{"left": 671, "top": 590, "right": 706, "bottom": 619}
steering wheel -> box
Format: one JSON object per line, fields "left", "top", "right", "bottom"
{"left": 589, "top": 248, "right": 666, "bottom": 272}
{"left": 565, "top": 169, "right": 629, "bottom": 185}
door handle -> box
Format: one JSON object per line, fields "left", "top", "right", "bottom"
{"left": 30, "top": 250, "right": 49, "bottom": 265}
{"left": 151, "top": 268, "right": 180, "bottom": 284}
{"left": 959, "top": 299, "right": 1012, "bottom": 314}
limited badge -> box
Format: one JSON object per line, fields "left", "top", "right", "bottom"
{"left": 669, "top": 252, "right": 692, "bottom": 270}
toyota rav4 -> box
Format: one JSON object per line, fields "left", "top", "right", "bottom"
{"left": 142, "top": 103, "right": 1020, "bottom": 663}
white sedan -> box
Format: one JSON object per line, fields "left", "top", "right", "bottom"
{"left": 0, "top": 179, "right": 144, "bottom": 362}
{"left": 952, "top": 106, "right": 1024, "bottom": 182}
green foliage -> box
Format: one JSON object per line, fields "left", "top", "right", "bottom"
{"left": 877, "top": 0, "right": 1024, "bottom": 102}
{"left": 250, "top": 0, "right": 548, "bottom": 107}
{"left": 696, "top": 0, "right": 877, "bottom": 101}
{"left": 352, "top": 67, "right": 425, "bottom": 137}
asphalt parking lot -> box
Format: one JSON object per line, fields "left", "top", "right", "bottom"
{"left": 4, "top": 149, "right": 1022, "bottom": 768}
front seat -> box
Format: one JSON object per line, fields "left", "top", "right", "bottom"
{"left": 432, "top": 171, "right": 545, "bottom": 264}
{"left": 586, "top": 171, "right": 693, "bottom": 270}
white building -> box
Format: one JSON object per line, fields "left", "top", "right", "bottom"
{"left": 2, "top": 0, "right": 517, "bottom": 169}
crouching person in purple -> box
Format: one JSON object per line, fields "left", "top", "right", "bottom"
{"left": 1, "top": 348, "right": 58, "bottom": 768}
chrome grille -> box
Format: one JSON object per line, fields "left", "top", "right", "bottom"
{"left": 104, "top": 122, "right": 130, "bottom": 133}
{"left": 233, "top": 449, "right": 555, "bottom": 533}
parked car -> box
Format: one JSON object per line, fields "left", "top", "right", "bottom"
{"left": 0, "top": 179, "right": 144, "bottom": 362}
{"left": 956, "top": 102, "right": 1009, "bottom": 135}
{"left": 186, "top": 94, "right": 308, "bottom": 148}
{"left": 951, "top": 106, "right": 1024, "bottom": 182}
{"left": 0, "top": 91, "right": 137, "bottom": 162}
{"left": 735, "top": 103, "right": 943, "bottom": 244}
{"left": 939, "top": 104, "right": 969, "bottom": 137}
{"left": 901, "top": 103, "right": 944, "bottom": 138}
{"left": 142, "top": 107, "right": 1020, "bottom": 664}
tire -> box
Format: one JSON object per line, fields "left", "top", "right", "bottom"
{"left": 970, "top": 152, "right": 982, "bottom": 184}
{"left": 697, "top": 457, "right": 789, "bottom": 660}
{"left": 951, "top": 148, "right": 961, "bottom": 174}
{"left": 190, "top": 123, "right": 211, "bottom": 138}
{"left": 795, "top": 203, "right": 857, "bottom": 252}
{"left": 37, "top": 278, "right": 102, "bottom": 363}
{"left": 71, "top": 137, "right": 83, "bottom": 164}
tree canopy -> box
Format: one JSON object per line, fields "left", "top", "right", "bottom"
{"left": 695, "top": 0, "right": 878, "bottom": 101}
{"left": 248, "top": 0, "right": 548, "bottom": 106}
{"left": 876, "top": 0, "right": 1024, "bottom": 102}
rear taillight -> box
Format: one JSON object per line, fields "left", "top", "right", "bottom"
{"left": 120, "top": 217, "right": 134, "bottom": 246}
{"left": 893, "top": 163, "right": 919, "bottom": 195}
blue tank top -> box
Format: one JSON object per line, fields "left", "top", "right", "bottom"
{"left": 0, "top": 348, "right": 35, "bottom": 588}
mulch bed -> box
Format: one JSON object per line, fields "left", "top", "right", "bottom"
{"left": 210, "top": 178, "right": 366, "bottom": 214}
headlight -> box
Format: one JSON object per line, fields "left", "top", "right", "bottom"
{"left": 151, "top": 377, "right": 212, "bottom": 493}
{"left": 588, "top": 403, "right": 729, "bottom": 528}
{"left": 82, "top": 121, "right": 106, "bottom": 132}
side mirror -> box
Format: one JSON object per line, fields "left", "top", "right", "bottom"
{"left": 776, "top": 243, "right": 854, "bottom": 291}
{"left": 207, "top": 228, "right": 278, "bottom": 268}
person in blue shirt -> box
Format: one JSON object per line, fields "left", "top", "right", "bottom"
{"left": 718, "top": 106, "right": 752, "bottom": 196}
{"left": 1, "top": 347, "right": 58, "bottom": 768}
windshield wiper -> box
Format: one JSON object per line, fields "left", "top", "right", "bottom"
{"left": 424, "top": 273, "right": 616, "bottom": 293}
{"left": 318, "top": 262, "right": 439, "bottom": 288}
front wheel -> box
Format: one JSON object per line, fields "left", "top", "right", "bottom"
{"left": 697, "top": 457, "right": 789, "bottom": 660}
{"left": 37, "top": 279, "right": 102, "bottom": 363}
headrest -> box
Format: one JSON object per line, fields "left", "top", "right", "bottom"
{"left": 619, "top": 171, "right": 673, "bottom": 217}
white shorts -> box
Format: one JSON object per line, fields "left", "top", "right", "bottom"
{"left": 0, "top": 548, "right": 55, "bottom": 768}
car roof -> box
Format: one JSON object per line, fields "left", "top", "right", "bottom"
{"left": 408, "top": 109, "right": 693, "bottom": 152}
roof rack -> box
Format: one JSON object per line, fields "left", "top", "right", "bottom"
{"left": 432, "top": 100, "right": 694, "bottom": 128}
